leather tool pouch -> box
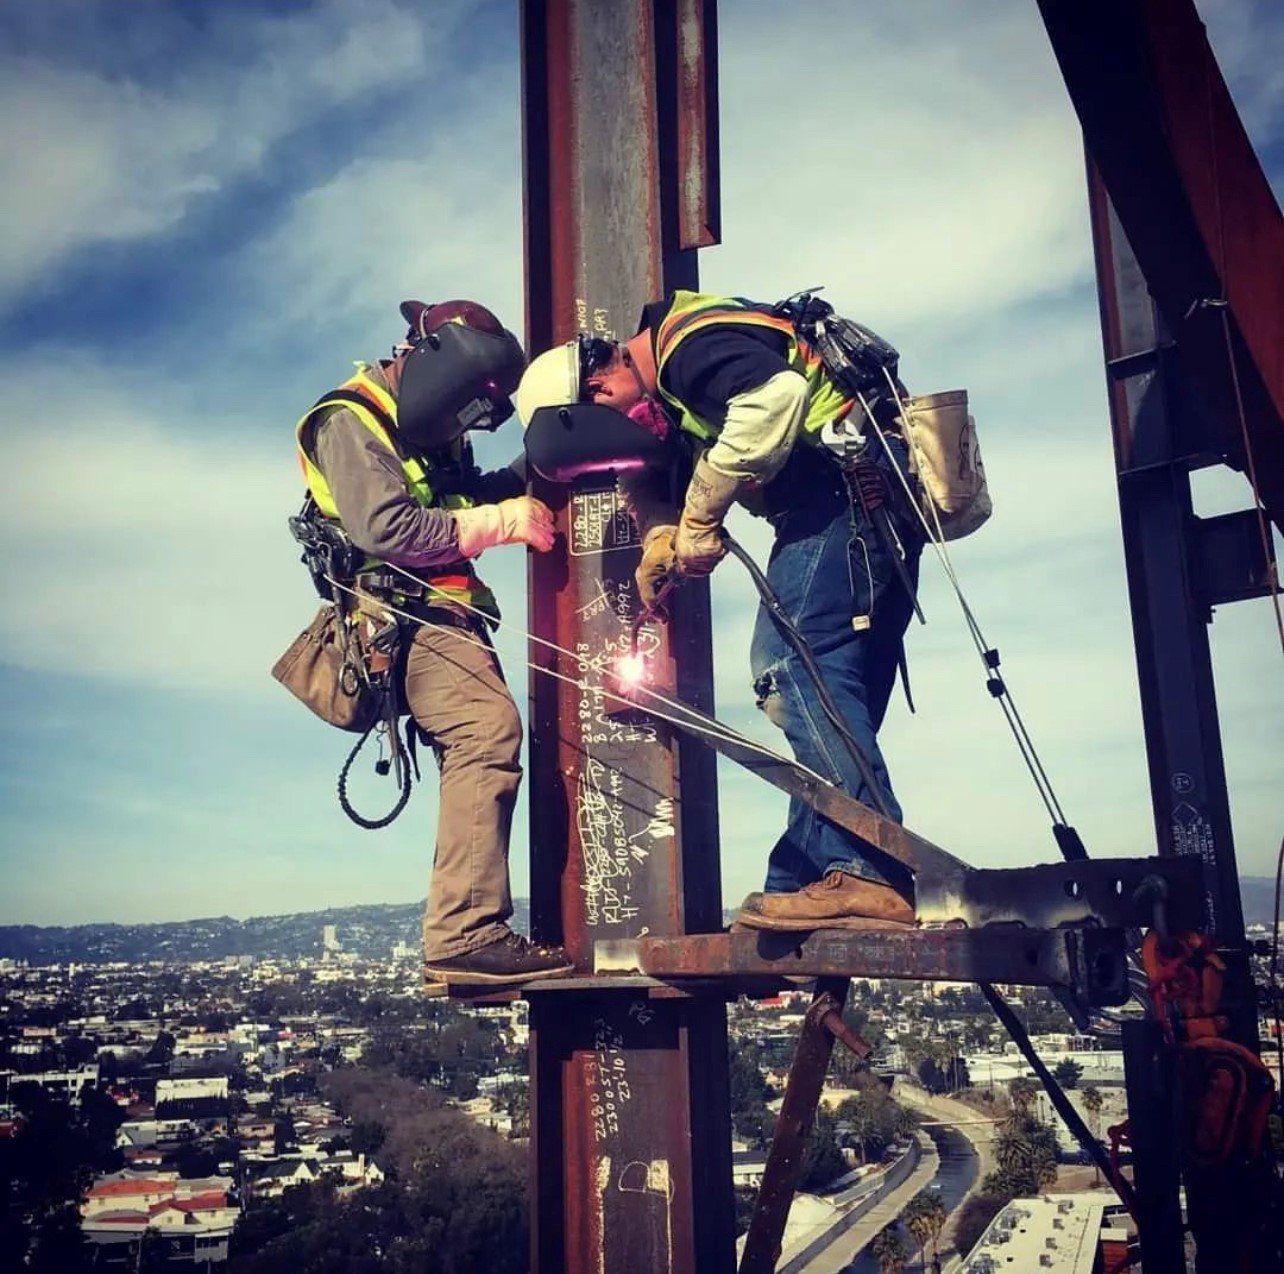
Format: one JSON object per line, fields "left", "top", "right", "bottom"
{"left": 271, "top": 605, "right": 381, "bottom": 733}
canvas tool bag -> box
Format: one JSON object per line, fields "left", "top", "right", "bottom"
{"left": 899, "top": 389, "right": 992, "bottom": 541}
{"left": 271, "top": 604, "right": 380, "bottom": 733}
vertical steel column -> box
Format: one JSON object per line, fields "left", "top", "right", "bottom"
{"left": 1121, "top": 1021, "right": 1184, "bottom": 1273}
{"left": 520, "top": 4, "right": 731, "bottom": 1272}
{"left": 1087, "top": 173, "right": 1267, "bottom": 1274}
{"left": 1087, "top": 177, "right": 1255, "bottom": 1041}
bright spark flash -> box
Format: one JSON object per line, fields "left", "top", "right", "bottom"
{"left": 615, "top": 652, "right": 647, "bottom": 685}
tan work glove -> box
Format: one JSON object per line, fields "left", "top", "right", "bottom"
{"left": 675, "top": 455, "right": 741, "bottom": 577}
{"left": 454, "top": 496, "right": 556, "bottom": 557}
{"left": 636, "top": 525, "right": 679, "bottom": 612}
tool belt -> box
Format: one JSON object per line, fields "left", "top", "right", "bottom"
{"left": 354, "top": 573, "right": 485, "bottom": 639}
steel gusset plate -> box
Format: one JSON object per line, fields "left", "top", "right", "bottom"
{"left": 914, "top": 856, "right": 1206, "bottom": 929}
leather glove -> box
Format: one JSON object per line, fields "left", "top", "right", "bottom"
{"left": 675, "top": 455, "right": 741, "bottom": 577}
{"left": 454, "top": 496, "right": 556, "bottom": 557}
{"left": 636, "top": 525, "right": 679, "bottom": 612}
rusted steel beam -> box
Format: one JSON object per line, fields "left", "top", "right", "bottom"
{"left": 521, "top": 3, "right": 729, "bottom": 1271}
{"left": 1038, "top": 0, "right": 1284, "bottom": 531}
{"left": 740, "top": 979, "right": 850, "bottom": 1274}
{"left": 1086, "top": 168, "right": 1254, "bottom": 1027}
{"left": 821, "top": 1005, "right": 873, "bottom": 1061}
{"left": 670, "top": 0, "right": 720, "bottom": 250}
{"left": 626, "top": 926, "right": 1129, "bottom": 1002}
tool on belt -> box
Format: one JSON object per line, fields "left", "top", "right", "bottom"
{"left": 284, "top": 495, "right": 419, "bottom": 829}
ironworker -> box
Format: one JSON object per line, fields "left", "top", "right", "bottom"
{"left": 515, "top": 291, "right": 923, "bottom": 929}
{"left": 295, "top": 299, "right": 574, "bottom": 984}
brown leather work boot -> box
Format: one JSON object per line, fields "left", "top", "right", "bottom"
{"left": 735, "top": 871, "right": 915, "bottom": 931}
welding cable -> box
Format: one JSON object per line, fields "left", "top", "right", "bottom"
{"left": 858, "top": 378, "right": 1073, "bottom": 832}
{"left": 1214, "top": 303, "right": 1284, "bottom": 654}
{"left": 1199, "top": 66, "right": 1284, "bottom": 656}
{"left": 719, "top": 531, "right": 895, "bottom": 819}
{"left": 322, "top": 574, "right": 831, "bottom": 781}
{"left": 369, "top": 560, "right": 839, "bottom": 778}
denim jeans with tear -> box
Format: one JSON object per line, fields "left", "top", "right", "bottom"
{"left": 748, "top": 438, "right": 923, "bottom": 895}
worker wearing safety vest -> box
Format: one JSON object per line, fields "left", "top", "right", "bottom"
{"left": 515, "top": 291, "right": 924, "bottom": 930}
{"left": 297, "top": 299, "right": 573, "bottom": 985}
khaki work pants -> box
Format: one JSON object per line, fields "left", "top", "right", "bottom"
{"left": 402, "top": 615, "right": 521, "bottom": 961}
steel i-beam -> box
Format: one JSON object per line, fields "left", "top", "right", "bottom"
{"left": 521, "top": 3, "right": 731, "bottom": 1272}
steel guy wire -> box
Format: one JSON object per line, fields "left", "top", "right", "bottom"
{"left": 858, "top": 377, "right": 1070, "bottom": 827}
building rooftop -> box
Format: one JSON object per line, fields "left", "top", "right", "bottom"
{"left": 961, "top": 1193, "right": 1109, "bottom": 1273}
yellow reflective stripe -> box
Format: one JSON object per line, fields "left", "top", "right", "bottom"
{"left": 654, "top": 293, "right": 852, "bottom": 439}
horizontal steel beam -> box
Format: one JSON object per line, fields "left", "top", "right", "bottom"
{"left": 915, "top": 856, "right": 1206, "bottom": 929}
{"left": 599, "top": 926, "right": 1130, "bottom": 1004}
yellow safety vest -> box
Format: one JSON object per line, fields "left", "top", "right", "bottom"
{"left": 653, "top": 291, "right": 853, "bottom": 443}
{"left": 295, "top": 364, "right": 497, "bottom": 618}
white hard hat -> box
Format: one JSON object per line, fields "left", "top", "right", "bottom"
{"left": 514, "top": 341, "right": 580, "bottom": 427}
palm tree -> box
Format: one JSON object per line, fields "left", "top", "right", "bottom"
{"left": 926, "top": 1195, "right": 947, "bottom": 1270}
{"left": 1008, "top": 1076, "right": 1039, "bottom": 1117}
{"left": 1081, "top": 1085, "right": 1104, "bottom": 1186}
{"left": 872, "top": 1223, "right": 909, "bottom": 1274}
{"left": 902, "top": 1194, "right": 931, "bottom": 1270}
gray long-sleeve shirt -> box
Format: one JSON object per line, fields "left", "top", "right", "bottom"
{"left": 308, "top": 361, "right": 524, "bottom": 571}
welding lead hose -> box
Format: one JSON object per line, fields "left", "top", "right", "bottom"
{"left": 322, "top": 572, "right": 827, "bottom": 781}
{"left": 720, "top": 530, "right": 895, "bottom": 820}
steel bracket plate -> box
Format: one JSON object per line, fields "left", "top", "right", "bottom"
{"left": 914, "top": 855, "right": 1205, "bottom": 929}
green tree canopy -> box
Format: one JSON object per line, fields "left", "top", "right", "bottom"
{"left": 1052, "top": 1058, "right": 1083, "bottom": 1090}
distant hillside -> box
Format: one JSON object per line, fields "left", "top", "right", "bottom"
{"left": 0, "top": 878, "right": 1273, "bottom": 966}
{"left": 1241, "top": 876, "right": 1280, "bottom": 930}
{"left": 0, "top": 901, "right": 530, "bottom": 966}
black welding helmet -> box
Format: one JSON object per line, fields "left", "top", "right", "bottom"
{"left": 524, "top": 402, "right": 673, "bottom": 483}
{"left": 395, "top": 300, "right": 527, "bottom": 452}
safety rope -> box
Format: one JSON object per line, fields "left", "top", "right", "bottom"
{"left": 337, "top": 711, "right": 412, "bottom": 829}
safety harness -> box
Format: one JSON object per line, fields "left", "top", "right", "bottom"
{"left": 290, "top": 372, "right": 495, "bottom": 829}
{"left": 288, "top": 495, "right": 416, "bottom": 829}
{"left": 1140, "top": 929, "right": 1274, "bottom": 1170}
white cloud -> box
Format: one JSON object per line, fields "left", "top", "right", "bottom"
{"left": 702, "top": 1, "right": 1094, "bottom": 332}
{"left": 238, "top": 147, "right": 523, "bottom": 351}
{"left": 0, "top": 0, "right": 465, "bottom": 307}
{"left": 2, "top": 0, "right": 1280, "bottom": 924}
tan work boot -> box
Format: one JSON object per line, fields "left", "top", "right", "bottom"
{"left": 735, "top": 871, "right": 915, "bottom": 931}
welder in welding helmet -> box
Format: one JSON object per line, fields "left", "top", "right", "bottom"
{"left": 515, "top": 332, "right": 672, "bottom": 443}
{"left": 395, "top": 299, "right": 528, "bottom": 452}
{"left": 291, "top": 299, "right": 573, "bottom": 987}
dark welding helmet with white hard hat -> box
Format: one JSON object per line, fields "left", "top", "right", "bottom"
{"left": 394, "top": 300, "right": 527, "bottom": 452}
{"left": 517, "top": 334, "right": 670, "bottom": 483}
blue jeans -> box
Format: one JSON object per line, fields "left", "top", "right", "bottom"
{"left": 748, "top": 440, "right": 922, "bottom": 894}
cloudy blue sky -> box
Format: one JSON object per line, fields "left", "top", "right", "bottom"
{"left": 1, "top": 0, "right": 1280, "bottom": 927}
